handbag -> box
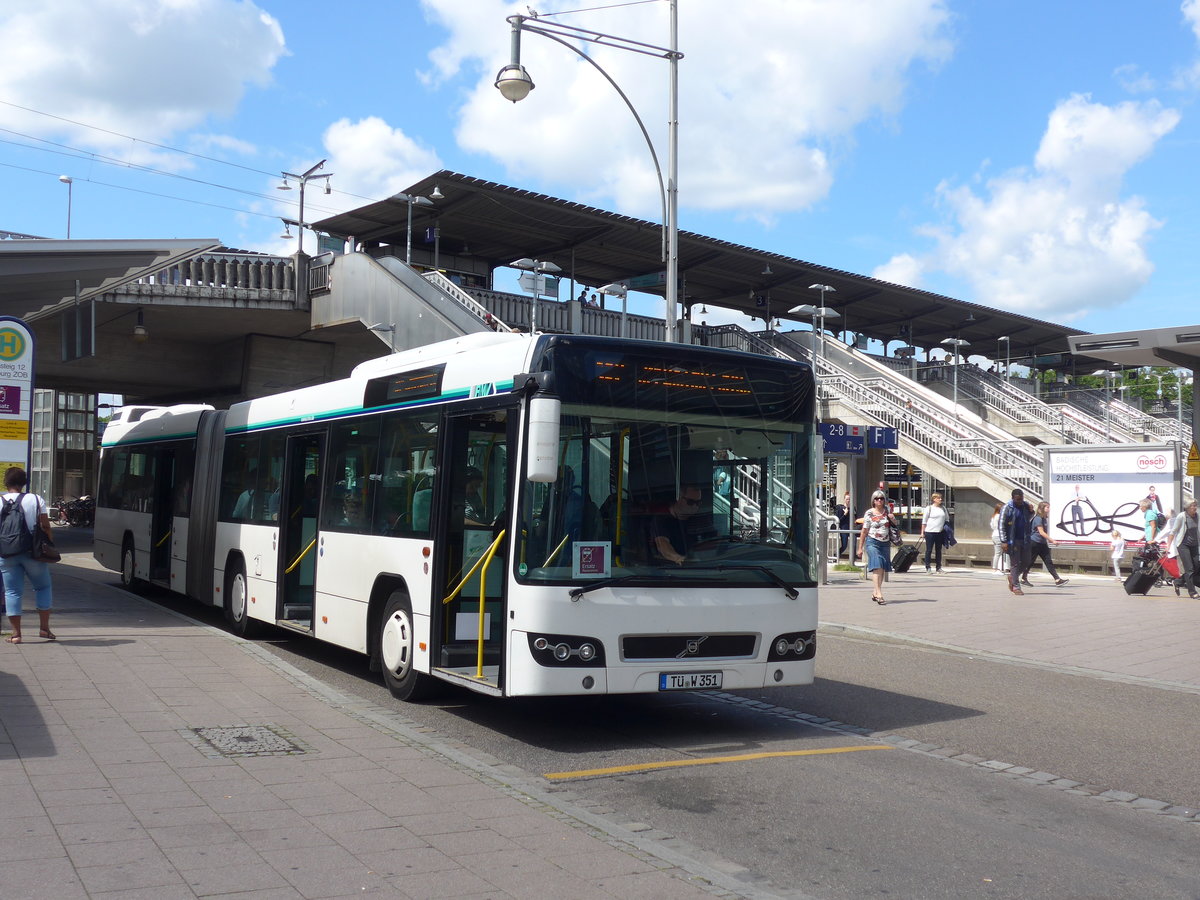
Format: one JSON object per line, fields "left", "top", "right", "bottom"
{"left": 32, "top": 528, "right": 60, "bottom": 563}
{"left": 888, "top": 523, "right": 903, "bottom": 546}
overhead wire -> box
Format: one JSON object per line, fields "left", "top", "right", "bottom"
{"left": 0, "top": 98, "right": 395, "bottom": 220}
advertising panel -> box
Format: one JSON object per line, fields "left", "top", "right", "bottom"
{"left": 1044, "top": 445, "right": 1180, "bottom": 547}
{"left": 0, "top": 317, "right": 34, "bottom": 472}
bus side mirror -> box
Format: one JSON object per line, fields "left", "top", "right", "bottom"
{"left": 526, "top": 394, "right": 560, "bottom": 483}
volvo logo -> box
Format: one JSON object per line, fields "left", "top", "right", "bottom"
{"left": 677, "top": 636, "right": 708, "bottom": 658}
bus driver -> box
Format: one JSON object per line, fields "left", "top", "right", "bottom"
{"left": 649, "top": 486, "right": 703, "bottom": 565}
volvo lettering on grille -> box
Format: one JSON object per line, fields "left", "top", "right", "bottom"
{"left": 677, "top": 636, "right": 709, "bottom": 658}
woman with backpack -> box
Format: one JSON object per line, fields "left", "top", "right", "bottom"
{"left": 1, "top": 467, "right": 55, "bottom": 643}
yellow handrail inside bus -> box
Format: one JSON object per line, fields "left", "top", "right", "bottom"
{"left": 615, "top": 428, "right": 628, "bottom": 565}
{"left": 443, "top": 530, "right": 506, "bottom": 605}
{"left": 284, "top": 537, "right": 317, "bottom": 575}
{"left": 475, "top": 530, "right": 506, "bottom": 678}
{"left": 155, "top": 530, "right": 172, "bottom": 548}
{"left": 541, "top": 532, "right": 571, "bottom": 568}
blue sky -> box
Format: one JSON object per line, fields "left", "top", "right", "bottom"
{"left": 3, "top": 0, "right": 1199, "bottom": 351}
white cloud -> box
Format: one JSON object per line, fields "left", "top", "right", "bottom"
{"left": 420, "top": 0, "right": 952, "bottom": 219}
{"left": 1114, "top": 63, "right": 1155, "bottom": 94}
{"left": 1180, "top": 0, "right": 1200, "bottom": 88}
{"left": 319, "top": 117, "right": 443, "bottom": 204}
{"left": 0, "top": 0, "right": 285, "bottom": 167}
{"left": 919, "top": 95, "right": 1179, "bottom": 320}
{"left": 873, "top": 253, "right": 926, "bottom": 289}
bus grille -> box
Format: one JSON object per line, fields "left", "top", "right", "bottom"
{"left": 622, "top": 634, "right": 757, "bottom": 661}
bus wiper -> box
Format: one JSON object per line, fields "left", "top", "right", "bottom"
{"left": 568, "top": 575, "right": 647, "bottom": 600}
{"left": 711, "top": 565, "right": 798, "bottom": 600}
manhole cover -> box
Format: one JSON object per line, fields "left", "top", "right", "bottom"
{"left": 185, "top": 724, "right": 312, "bottom": 758}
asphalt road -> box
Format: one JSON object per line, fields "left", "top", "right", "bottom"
{"left": 60, "top": 529, "right": 1200, "bottom": 900}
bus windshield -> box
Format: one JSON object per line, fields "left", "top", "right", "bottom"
{"left": 517, "top": 406, "right": 814, "bottom": 587}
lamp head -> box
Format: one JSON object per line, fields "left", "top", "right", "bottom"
{"left": 598, "top": 282, "right": 628, "bottom": 298}
{"left": 58, "top": 174, "right": 72, "bottom": 184}
{"left": 495, "top": 64, "right": 535, "bottom": 102}
{"left": 132, "top": 309, "right": 149, "bottom": 343}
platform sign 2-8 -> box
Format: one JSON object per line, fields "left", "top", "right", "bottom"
{"left": 820, "top": 423, "right": 865, "bottom": 455}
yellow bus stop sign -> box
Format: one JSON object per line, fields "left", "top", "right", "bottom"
{"left": 1188, "top": 442, "right": 1200, "bottom": 477}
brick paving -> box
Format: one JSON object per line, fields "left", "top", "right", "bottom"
{"left": 0, "top": 554, "right": 761, "bottom": 900}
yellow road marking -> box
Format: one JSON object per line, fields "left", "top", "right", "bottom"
{"left": 544, "top": 744, "right": 892, "bottom": 780}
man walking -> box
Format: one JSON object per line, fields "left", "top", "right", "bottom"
{"left": 1000, "top": 488, "right": 1033, "bottom": 596}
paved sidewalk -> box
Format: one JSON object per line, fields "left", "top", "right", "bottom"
{"left": 819, "top": 562, "right": 1200, "bottom": 690}
{"left": 0, "top": 557, "right": 759, "bottom": 900}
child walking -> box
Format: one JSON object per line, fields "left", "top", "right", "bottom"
{"left": 1110, "top": 528, "right": 1126, "bottom": 582}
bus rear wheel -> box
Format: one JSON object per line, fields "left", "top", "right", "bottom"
{"left": 378, "top": 591, "right": 435, "bottom": 701}
{"left": 224, "top": 559, "right": 259, "bottom": 638}
{"left": 120, "top": 539, "right": 139, "bottom": 591}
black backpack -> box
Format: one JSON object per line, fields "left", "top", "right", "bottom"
{"left": 1155, "top": 512, "right": 1168, "bottom": 530}
{"left": 0, "top": 494, "right": 33, "bottom": 557}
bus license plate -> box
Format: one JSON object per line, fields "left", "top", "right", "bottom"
{"left": 659, "top": 671, "right": 722, "bottom": 691}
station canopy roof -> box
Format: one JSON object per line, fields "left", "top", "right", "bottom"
{"left": 314, "top": 170, "right": 1095, "bottom": 366}
{"left": 1068, "top": 326, "right": 1200, "bottom": 372}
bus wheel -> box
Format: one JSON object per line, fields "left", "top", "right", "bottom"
{"left": 378, "top": 591, "right": 434, "bottom": 701}
{"left": 224, "top": 560, "right": 259, "bottom": 638}
{"left": 120, "top": 539, "right": 139, "bottom": 591}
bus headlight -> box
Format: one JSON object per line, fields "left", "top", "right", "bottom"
{"left": 527, "top": 633, "right": 606, "bottom": 667}
{"left": 766, "top": 630, "right": 815, "bottom": 661}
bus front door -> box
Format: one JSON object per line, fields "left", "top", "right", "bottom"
{"left": 277, "top": 433, "right": 324, "bottom": 631}
{"left": 433, "top": 408, "right": 511, "bottom": 691}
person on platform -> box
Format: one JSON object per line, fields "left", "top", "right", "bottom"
{"left": 1109, "top": 528, "right": 1126, "bottom": 582}
{"left": 989, "top": 502, "right": 1008, "bottom": 575}
{"left": 919, "top": 493, "right": 948, "bottom": 574}
{"left": 1029, "top": 500, "right": 1069, "bottom": 587}
{"left": 1000, "top": 488, "right": 1033, "bottom": 596}
{"left": 1164, "top": 500, "right": 1199, "bottom": 599}
{"left": 857, "top": 490, "right": 900, "bottom": 605}
{"left": 1, "top": 467, "right": 55, "bottom": 644}
{"left": 835, "top": 491, "right": 852, "bottom": 559}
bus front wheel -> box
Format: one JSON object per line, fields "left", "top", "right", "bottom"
{"left": 224, "top": 559, "right": 259, "bottom": 638}
{"left": 378, "top": 591, "right": 434, "bottom": 701}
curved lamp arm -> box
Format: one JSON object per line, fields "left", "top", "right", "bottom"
{"left": 498, "top": 21, "right": 668, "bottom": 266}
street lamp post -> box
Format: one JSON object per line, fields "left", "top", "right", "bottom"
{"left": 1092, "top": 369, "right": 1116, "bottom": 440}
{"left": 807, "top": 284, "right": 837, "bottom": 360}
{"left": 1179, "top": 369, "right": 1193, "bottom": 441}
{"left": 940, "top": 337, "right": 971, "bottom": 418}
{"left": 390, "top": 192, "right": 435, "bottom": 265}
{"left": 495, "top": 5, "right": 682, "bottom": 342}
{"left": 511, "top": 258, "right": 563, "bottom": 333}
{"left": 277, "top": 160, "right": 333, "bottom": 256}
{"left": 58, "top": 175, "right": 73, "bottom": 238}
{"left": 788, "top": 303, "right": 840, "bottom": 368}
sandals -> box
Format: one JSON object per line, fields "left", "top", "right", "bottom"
{"left": 871, "top": 595, "right": 887, "bottom": 605}
{"left": 5, "top": 634, "right": 20, "bottom": 644}
{"left": 39, "top": 630, "right": 56, "bottom": 641}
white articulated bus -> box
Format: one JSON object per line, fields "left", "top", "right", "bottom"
{"left": 95, "top": 332, "right": 818, "bottom": 701}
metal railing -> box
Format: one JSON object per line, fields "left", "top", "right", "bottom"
{"left": 424, "top": 272, "right": 517, "bottom": 333}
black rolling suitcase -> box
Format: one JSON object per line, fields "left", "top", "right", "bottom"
{"left": 1124, "top": 554, "right": 1160, "bottom": 595}
{"left": 892, "top": 543, "right": 919, "bottom": 573}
